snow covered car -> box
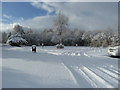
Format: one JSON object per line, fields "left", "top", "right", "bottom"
{"left": 108, "top": 46, "right": 120, "bottom": 57}
{"left": 56, "top": 43, "right": 64, "bottom": 49}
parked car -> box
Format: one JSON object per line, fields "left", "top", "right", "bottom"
{"left": 108, "top": 46, "right": 120, "bottom": 57}
{"left": 56, "top": 43, "right": 64, "bottom": 49}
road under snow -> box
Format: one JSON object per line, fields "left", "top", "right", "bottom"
{"left": 2, "top": 46, "right": 119, "bottom": 88}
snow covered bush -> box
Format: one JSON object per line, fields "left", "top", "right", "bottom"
{"left": 7, "top": 34, "right": 27, "bottom": 46}
{"left": 6, "top": 24, "right": 27, "bottom": 46}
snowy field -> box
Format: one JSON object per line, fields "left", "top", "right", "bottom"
{"left": 2, "top": 45, "right": 119, "bottom": 88}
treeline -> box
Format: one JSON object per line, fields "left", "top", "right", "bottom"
{"left": 0, "top": 26, "right": 119, "bottom": 47}
{"left": 23, "top": 28, "right": 119, "bottom": 47}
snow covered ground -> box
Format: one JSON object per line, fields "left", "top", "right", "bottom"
{"left": 2, "top": 45, "right": 119, "bottom": 88}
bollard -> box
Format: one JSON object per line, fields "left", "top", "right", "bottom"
{"left": 32, "top": 45, "right": 36, "bottom": 53}
{"left": 76, "top": 44, "right": 78, "bottom": 47}
{"left": 42, "top": 43, "right": 44, "bottom": 48}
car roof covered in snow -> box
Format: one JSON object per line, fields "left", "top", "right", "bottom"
{"left": 109, "top": 46, "right": 120, "bottom": 49}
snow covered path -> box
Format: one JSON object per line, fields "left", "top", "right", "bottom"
{"left": 2, "top": 46, "right": 119, "bottom": 88}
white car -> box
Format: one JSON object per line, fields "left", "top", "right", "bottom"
{"left": 108, "top": 46, "right": 120, "bottom": 57}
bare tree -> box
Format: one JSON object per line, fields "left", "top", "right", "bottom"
{"left": 13, "top": 24, "right": 25, "bottom": 35}
{"left": 53, "top": 11, "right": 69, "bottom": 43}
{"left": 2, "top": 32, "right": 8, "bottom": 43}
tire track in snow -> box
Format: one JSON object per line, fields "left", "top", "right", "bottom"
{"left": 61, "top": 63, "right": 79, "bottom": 87}
{"left": 72, "top": 48, "right": 117, "bottom": 87}
{"left": 103, "top": 67, "right": 119, "bottom": 76}
{"left": 79, "top": 57, "right": 118, "bottom": 87}
{"left": 79, "top": 57, "right": 119, "bottom": 87}
{"left": 74, "top": 67, "right": 98, "bottom": 88}
{"left": 81, "top": 66, "right": 114, "bottom": 88}
{"left": 91, "top": 64, "right": 118, "bottom": 87}
{"left": 63, "top": 54, "right": 118, "bottom": 88}
{"left": 97, "top": 67, "right": 119, "bottom": 80}
{"left": 90, "top": 68, "right": 118, "bottom": 87}
{"left": 61, "top": 63, "right": 93, "bottom": 88}
{"left": 77, "top": 55, "right": 119, "bottom": 83}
